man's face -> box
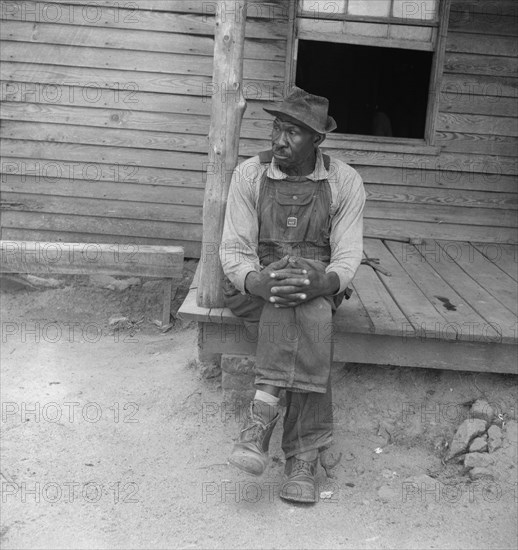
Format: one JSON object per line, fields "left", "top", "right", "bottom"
{"left": 271, "top": 115, "right": 317, "bottom": 172}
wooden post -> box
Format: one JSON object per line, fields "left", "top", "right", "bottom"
{"left": 197, "top": 0, "right": 248, "bottom": 308}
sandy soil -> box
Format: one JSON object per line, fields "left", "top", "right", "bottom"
{"left": 1, "top": 270, "right": 517, "bottom": 550}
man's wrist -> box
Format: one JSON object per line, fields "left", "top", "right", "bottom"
{"left": 324, "top": 272, "right": 341, "bottom": 296}
{"left": 244, "top": 271, "right": 261, "bottom": 295}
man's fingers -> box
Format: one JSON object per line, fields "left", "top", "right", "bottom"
{"left": 269, "top": 293, "right": 307, "bottom": 304}
{"left": 271, "top": 285, "right": 307, "bottom": 295}
{"left": 269, "top": 268, "right": 308, "bottom": 279}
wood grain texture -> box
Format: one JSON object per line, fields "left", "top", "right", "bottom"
{"left": 1, "top": 1, "right": 288, "bottom": 38}
{"left": 1, "top": 21, "right": 286, "bottom": 60}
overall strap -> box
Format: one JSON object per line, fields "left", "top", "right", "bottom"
{"left": 257, "top": 150, "right": 331, "bottom": 171}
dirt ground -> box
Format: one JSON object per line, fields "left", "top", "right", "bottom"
{"left": 1, "top": 267, "right": 517, "bottom": 550}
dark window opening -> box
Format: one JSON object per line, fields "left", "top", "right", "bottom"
{"left": 296, "top": 40, "right": 433, "bottom": 139}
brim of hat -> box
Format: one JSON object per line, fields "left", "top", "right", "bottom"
{"left": 263, "top": 108, "right": 337, "bottom": 134}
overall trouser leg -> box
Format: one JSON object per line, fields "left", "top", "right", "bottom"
{"left": 281, "top": 375, "right": 333, "bottom": 459}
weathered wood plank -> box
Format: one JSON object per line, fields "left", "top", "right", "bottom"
{"left": 0, "top": 240, "right": 184, "bottom": 278}
{"left": 450, "top": 0, "right": 518, "bottom": 18}
{"left": 407, "top": 240, "right": 517, "bottom": 342}
{"left": 447, "top": 32, "right": 518, "bottom": 57}
{"left": 0, "top": 90, "right": 273, "bottom": 120}
{"left": 0, "top": 62, "right": 284, "bottom": 99}
{"left": 332, "top": 286, "right": 375, "bottom": 335}
{"left": 352, "top": 261, "right": 411, "bottom": 337}
{"left": 0, "top": 157, "right": 204, "bottom": 187}
{"left": 442, "top": 74, "right": 518, "bottom": 98}
{"left": 30, "top": 0, "right": 287, "bottom": 17}
{"left": 1, "top": 192, "right": 203, "bottom": 223}
{"left": 366, "top": 184, "right": 518, "bottom": 211}
{"left": 333, "top": 332, "right": 517, "bottom": 373}
{"left": 472, "top": 243, "right": 518, "bottom": 282}
{"left": 325, "top": 147, "right": 518, "bottom": 175}
{"left": 439, "top": 92, "right": 518, "bottom": 117}
{"left": 0, "top": 120, "right": 271, "bottom": 153}
{"left": 0, "top": 21, "right": 286, "bottom": 60}
{"left": 384, "top": 240, "right": 499, "bottom": 341}
{"left": 366, "top": 201, "right": 516, "bottom": 228}
{"left": 362, "top": 239, "right": 449, "bottom": 337}
{"left": 1, "top": 211, "right": 203, "bottom": 242}
{"left": 437, "top": 241, "right": 518, "bottom": 316}
{"left": 1, "top": 1, "right": 289, "bottom": 38}
{"left": 444, "top": 52, "right": 518, "bottom": 78}
{"left": 356, "top": 166, "right": 517, "bottom": 194}
{"left": 1, "top": 175, "right": 206, "bottom": 204}
{"left": 364, "top": 218, "right": 517, "bottom": 245}
{"left": 436, "top": 131, "right": 518, "bottom": 157}
{"left": 0, "top": 104, "right": 272, "bottom": 140}
{"left": 0, "top": 139, "right": 208, "bottom": 171}
{"left": 449, "top": 11, "right": 518, "bottom": 36}
{"left": 0, "top": 42, "right": 285, "bottom": 81}
{"left": 437, "top": 113, "right": 518, "bottom": 137}
{"left": 1, "top": 228, "right": 201, "bottom": 258}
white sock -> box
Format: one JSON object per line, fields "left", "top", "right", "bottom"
{"left": 254, "top": 389, "right": 280, "bottom": 406}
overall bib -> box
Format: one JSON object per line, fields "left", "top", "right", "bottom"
{"left": 224, "top": 151, "right": 345, "bottom": 457}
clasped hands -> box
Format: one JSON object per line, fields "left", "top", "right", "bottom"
{"left": 245, "top": 255, "right": 338, "bottom": 308}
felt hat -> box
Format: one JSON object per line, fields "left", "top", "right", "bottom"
{"left": 263, "top": 86, "right": 337, "bottom": 134}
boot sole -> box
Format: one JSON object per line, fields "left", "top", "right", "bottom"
{"left": 279, "top": 492, "right": 317, "bottom": 504}
{"left": 228, "top": 452, "right": 267, "bottom": 476}
{"left": 279, "top": 480, "right": 317, "bottom": 503}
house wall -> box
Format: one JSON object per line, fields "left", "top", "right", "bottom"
{"left": 1, "top": 0, "right": 516, "bottom": 256}
{"left": 315, "top": 0, "right": 518, "bottom": 243}
{"left": 0, "top": 0, "right": 288, "bottom": 257}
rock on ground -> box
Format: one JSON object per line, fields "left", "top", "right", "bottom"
{"left": 447, "top": 418, "right": 487, "bottom": 460}
{"left": 469, "top": 399, "right": 496, "bottom": 423}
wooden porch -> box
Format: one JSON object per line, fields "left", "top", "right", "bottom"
{"left": 179, "top": 239, "right": 517, "bottom": 374}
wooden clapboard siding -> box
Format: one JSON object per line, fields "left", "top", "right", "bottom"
{"left": 0, "top": 0, "right": 288, "bottom": 251}
{"left": 1, "top": 21, "right": 286, "bottom": 61}
{"left": 1, "top": 0, "right": 517, "bottom": 254}
{"left": 315, "top": 0, "right": 518, "bottom": 245}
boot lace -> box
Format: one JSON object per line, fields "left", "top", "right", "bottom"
{"left": 290, "top": 458, "right": 315, "bottom": 477}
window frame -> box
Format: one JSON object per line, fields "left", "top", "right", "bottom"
{"left": 285, "top": 0, "right": 452, "bottom": 149}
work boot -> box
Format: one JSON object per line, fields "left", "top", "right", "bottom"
{"left": 279, "top": 455, "right": 318, "bottom": 503}
{"left": 228, "top": 400, "right": 279, "bottom": 476}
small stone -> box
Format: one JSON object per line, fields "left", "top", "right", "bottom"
{"left": 107, "top": 277, "right": 141, "bottom": 291}
{"left": 446, "top": 418, "right": 487, "bottom": 460}
{"left": 108, "top": 315, "right": 129, "bottom": 327}
{"left": 469, "top": 467, "right": 494, "bottom": 481}
{"left": 487, "top": 425, "right": 503, "bottom": 453}
{"left": 464, "top": 452, "right": 494, "bottom": 469}
{"left": 90, "top": 274, "right": 117, "bottom": 287}
{"left": 25, "top": 274, "right": 62, "bottom": 288}
{"left": 469, "top": 436, "right": 488, "bottom": 453}
{"left": 469, "top": 399, "right": 496, "bottom": 423}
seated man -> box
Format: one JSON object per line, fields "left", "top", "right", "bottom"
{"left": 219, "top": 87, "right": 366, "bottom": 503}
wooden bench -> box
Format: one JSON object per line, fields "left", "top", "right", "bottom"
{"left": 0, "top": 241, "right": 184, "bottom": 326}
{"left": 179, "top": 238, "right": 517, "bottom": 374}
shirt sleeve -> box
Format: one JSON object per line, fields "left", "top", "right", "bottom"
{"left": 219, "top": 158, "right": 263, "bottom": 294}
{"left": 326, "top": 164, "right": 366, "bottom": 293}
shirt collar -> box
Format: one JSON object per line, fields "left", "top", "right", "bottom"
{"left": 266, "top": 148, "right": 329, "bottom": 181}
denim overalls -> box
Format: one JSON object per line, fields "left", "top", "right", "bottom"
{"left": 224, "top": 150, "right": 345, "bottom": 457}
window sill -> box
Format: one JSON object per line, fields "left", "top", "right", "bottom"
{"left": 325, "top": 134, "right": 441, "bottom": 156}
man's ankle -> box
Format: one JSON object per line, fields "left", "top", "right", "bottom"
{"left": 294, "top": 449, "right": 318, "bottom": 462}
{"left": 254, "top": 389, "right": 280, "bottom": 406}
